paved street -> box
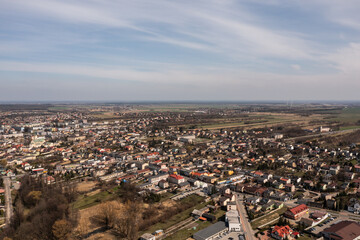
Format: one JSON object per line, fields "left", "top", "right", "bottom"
{"left": 236, "top": 194, "right": 256, "bottom": 240}
{"left": 4, "top": 177, "right": 13, "bottom": 226}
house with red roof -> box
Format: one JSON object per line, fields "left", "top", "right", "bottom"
{"left": 284, "top": 204, "right": 308, "bottom": 220}
{"left": 191, "top": 172, "right": 204, "bottom": 179}
{"left": 253, "top": 171, "right": 264, "bottom": 177}
{"left": 280, "top": 178, "right": 291, "bottom": 184}
{"left": 271, "top": 225, "right": 293, "bottom": 240}
{"left": 169, "top": 174, "right": 185, "bottom": 184}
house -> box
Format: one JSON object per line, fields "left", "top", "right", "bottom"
{"left": 148, "top": 173, "right": 169, "bottom": 184}
{"left": 262, "top": 201, "right": 276, "bottom": 211}
{"left": 321, "top": 221, "right": 360, "bottom": 240}
{"left": 178, "top": 181, "right": 191, "bottom": 191}
{"left": 271, "top": 225, "right": 293, "bottom": 240}
{"left": 245, "top": 196, "right": 261, "bottom": 205}
{"left": 345, "top": 172, "right": 355, "bottom": 181}
{"left": 219, "top": 196, "right": 230, "bottom": 207}
{"left": 158, "top": 179, "right": 169, "bottom": 189}
{"left": 227, "top": 201, "right": 237, "bottom": 211}
{"left": 139, "top": 233, "right": 155, "bottom": 240}
{"left": 348, "top": 199, "right": 360, "bottom": 214}
{"left": 44, "top": 175, "right": 55, "bottom": 184}
{"left": 284, "top": 204, "right": 308, "bottom": 220}
{"left": 280, "top": 178, "right": 291, "bottom": 184}
{"left": 168, "top": 174, "right": 185, "bottom": 184}
{"left": 285, "top": 184, "right": 295, "bottom": 193}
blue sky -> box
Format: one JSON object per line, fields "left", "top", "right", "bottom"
{"left": 1, "top": 0, "right": 360, "bottom": 101}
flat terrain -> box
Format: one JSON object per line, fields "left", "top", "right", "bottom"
{"left": 77, "top": 180, "right": 97, "bottom": 192}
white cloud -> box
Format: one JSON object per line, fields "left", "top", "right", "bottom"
{"left": 1, "top": 0, "right": 360, "bottom": 101}
{"left": 0, "top": 0, "right": 320, "bottom": 61}
{"left": 325, "top": 42, "right": 360, "bottom": 75}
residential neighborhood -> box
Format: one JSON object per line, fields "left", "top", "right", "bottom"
{"left": 1, "top": 104, "right": 360, "bottom": 240}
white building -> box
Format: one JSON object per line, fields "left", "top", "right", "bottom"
{"left": 225, "top": 210, "right": 242, "bottom": 232}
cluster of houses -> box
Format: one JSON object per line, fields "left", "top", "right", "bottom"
{"left": 1, "top": 107, "right": 360, "bottom": 239}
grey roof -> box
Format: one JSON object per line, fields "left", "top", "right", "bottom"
{"left": 140, "top": 233, "right": 155, "bottom": 240}
{"left": 179, "top": 181, "right": 190, "bottom": 187}
{"left": 193, "top": 221, "right": 227, "bottom": 240}
{"left": 148, "top": 173, "right": 168, "bottom": 179}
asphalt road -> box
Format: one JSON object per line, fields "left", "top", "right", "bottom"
{"left": 236, "top": 194, "right": 256, "bottom": 240}
{"left": 4, "top": 176, "right": 13, "bottom": 226}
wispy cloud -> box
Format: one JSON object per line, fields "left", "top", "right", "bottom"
{"left": 0, "top": 0, "right": 320, "bottom": 60}
{"left": 0, "top": 0, "right": 360, "bottom": 100}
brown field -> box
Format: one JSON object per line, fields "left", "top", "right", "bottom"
{"left": 76, "top": 200, "right": 123, "bottom": 239}
{"left": 77, "top": 180, "right": 97, "bottom": 192}
{"left": 76, "top": 198, "right": 178, "bottom": 239}
{"left": 196, "top": 112, "right": 325, "bottom": 130}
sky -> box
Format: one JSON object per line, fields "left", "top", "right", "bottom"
{"left": 0, "top": 0, "right": 360, "bottom": 102}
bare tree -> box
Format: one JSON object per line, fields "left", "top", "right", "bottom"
{"left": 91, "top": 202, "right": 118, "bottom": 230}
{"left": 116, "top": 201, "right": 142, "bottom": 240}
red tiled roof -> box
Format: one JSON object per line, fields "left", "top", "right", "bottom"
{"left": 289, "top": 204, "right": 308, "bottom": 215}
{"left": 169, "top": 174, "right": 184, "bottom": 180}
{"left": 272, "top": 225, "right": 292, "bottom": 238}
{"left": 192, "top": 172, "right": 202, "bottom": 176}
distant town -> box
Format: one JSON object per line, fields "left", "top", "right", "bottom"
{"left": 1, "top": 103, "right": 360, "bottom": 240}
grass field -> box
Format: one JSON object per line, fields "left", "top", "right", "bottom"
{"left": 143, "top": 195, "right": 206, "bottom": 234}
{"left": 164, "top": 221, "right": 212, "bottom": 240}
{"left": 339, "top": 125, "right": 360, "bottom": 130}
{"left": 164, "top": 208, "right": 226, "bottom": 240}
{"left": 197, "top": 118, "right": 304, "bottom": 130}
{"left": 160, "top": 192, "right": 175, "bottom": 202}
{"left": 73, "top": 190, "right": 114, "bottom": 209}
{"left": 136, "top": 104, "right": 242, "bottom": 112}
{"left": 250, "top": 206, "right": 287, "bottom": 229}
{"left": 327, "top": 107, "right": 360, "bottom": 123}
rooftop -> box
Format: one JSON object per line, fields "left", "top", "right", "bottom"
{"left": 193, "top": 221, "right": 227, "bottom": 240}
